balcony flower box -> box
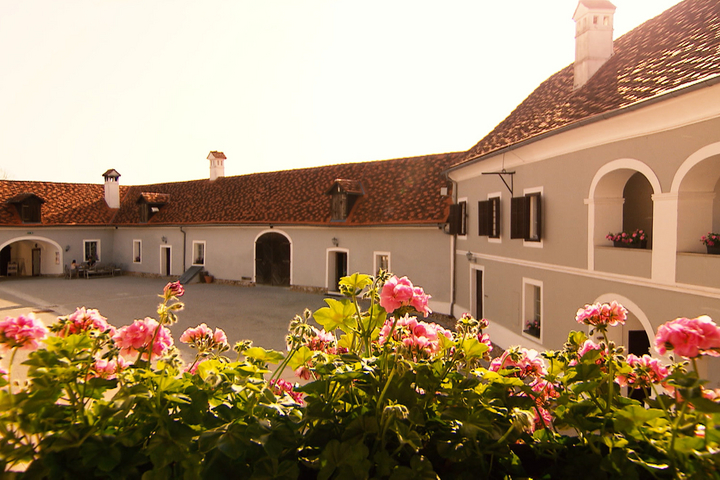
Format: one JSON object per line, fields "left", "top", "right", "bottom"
{"left": 701, "top": 233, "right": 720, "bottom": 254}
{"left": 607, "top": 229, "right": 647, "bottom": 249}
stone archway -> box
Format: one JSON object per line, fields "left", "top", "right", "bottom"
{"left": 0, "top": 236, "right": 64, "bottom": 277}
{"left": 255, "top": 232, "right": 291, "bottom": 286}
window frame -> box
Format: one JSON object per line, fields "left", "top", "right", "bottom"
{"left": 511, "top": 187, "right": 543, "bottom": 246}
{"left": 373, "top": 251, "right": 391, "bottom": 275}
{"left": 192, "top": 241, "right": 206, "bottom": 266}
{"left": 133, "top": 239, "right": 142, "bottom": 264}
{"left": 478, "top": 192, "right": 502, "bottom": 241}
{"left": 448, "top": 199, "right": 467, "bottom": 236}
{"left": 83, "top": 239, "right": 101, "bottom": 263}
{"left": 521, "top": 277, "right": 543, "bottom": 341}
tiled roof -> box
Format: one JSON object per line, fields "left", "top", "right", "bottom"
{"left": 459, "top": 0, "right": 720, "bottom": 165}
{"left": 0, "top": 152, "right": 462, "bottom": 227}
{"left": 6, "top": 193, "right": 45, "bottom": 204}
{"left": 138, "top": 192, "right": 170, "bottom": 204}
{"left": 0, "top": 181, "right": 126, "bottom": 225}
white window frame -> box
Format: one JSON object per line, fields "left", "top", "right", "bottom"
{"left": 83, "top": 239, "right": 101, "bottom": 263}
{"left": 373, "top": 251, "right": 391, "bottom": 274}
{"left": 523, "top": 186, "right": 543, "bottom": 248}
{"left": 457, "top": 197, "right": 468, "bottom": 240}
{"left": 133, "top": 239, "right": 142, "bottom": 264}
{"left": 522, "top": 277, "right": 543, "bottom": 342}
{"left": 325, "top": 248, "right": 350, "bottom": 293}
{"left": 488, "top": 191, "right": 502, "bottom": 244}
{"left": 192, "top": 241, "right": 206, "bottom": 266}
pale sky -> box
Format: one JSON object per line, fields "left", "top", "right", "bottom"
{"left": 0, "top": 0, "right": 683, "bottom": 186}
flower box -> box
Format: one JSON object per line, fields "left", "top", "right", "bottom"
{"left": 707, "top": 245, "right": 720, "bottom": 255}
{"left": 523, "top": 327, "right": 540, "bottom": 338}
{"left": 613, "top": 239, "right": 647, "bottom": 249}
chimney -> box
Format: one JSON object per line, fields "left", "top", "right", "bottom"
{"left": 573, "top": 0, "right": 616, "bottom": 90}
{"left": 102, "top": 169, "right": 121, "bottom": 209}
{"left": 207, "top": 151, "right": 226, "bottom": 181}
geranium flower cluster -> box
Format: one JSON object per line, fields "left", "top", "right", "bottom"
{"left": 0, "top": 313, "right": 48, "bottom": 353}
{"left": 379, "top": 276, "right": 431, "bottom": 317}
{"left": 655, "top": 315, "right": 720, "bottom": 358}
{"left": 569, "top": 339, "right": 609, "bottom": 366}
{"left": 112, "top": 317, "right": 173, "bottom": 361}
{"left": 378, "top": 315, "right": 451, "bottom": 360}
{"left": 606, "top": 228, "right": 646, "bottom": 245}
{"left": 90, "top": 356, "right": 129, "bottom": 380}
{"left": 700, "top": 232, "right": 720, "bottom": 247}
{"left": 55, "top": 307, "right": 116, "bottom": 338}
{"left": 180, "top": 323, "right": 228, "bottom": 352}
{"left": 270, "top": 378, "right": 304, "bottom": 404}
{"left": 575, "top": 301, "right": 627, "bottom": 330}
{"left": 616, "top": 353, "right": 669, "bottom": 389}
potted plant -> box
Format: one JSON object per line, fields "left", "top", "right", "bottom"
{"left": 523, "top": 319, "right": 540, "bottom": 337}
{"left": 700, "top": 232, "right": 720, "bottom": 254}
{"left": 606, "top": 229, "right": 647, "bottom": 249}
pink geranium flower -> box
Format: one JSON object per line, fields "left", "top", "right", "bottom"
{"left": 57, "top": 307, "right": 116, "bottom": 337}
{"left": 180, "top": 323, "right": 228, "bottom": 353}
{"left": 113, "top": 317, "right": 173, "bottom": 360}
{"left": 655, "top": 315, "right": 720, "bottom": 358}
{"left": 488, "top": 347, "right": 547, "bottom": 379}
{"left": 270, "top": 378, "right": 304, "bottom": 404}
{"left": 163, "top": 281, "right": 184, "bottom": 299}
{"left": 379, "top": 276, "right": 432, "bottom": 317}
{"left": 575, "top": 301, "right": 627, "bottom": 328}
{"left": 379, "top": 315, "right": 451, "bottom": 359}
{"left": 90, "top": 356, "right": 129, "bottom": 380}
{"left": 0, "top": 313, "right": 48, "bottom": 353}
{"left": 617, "top": 354, "right": 669, "bottom": 388}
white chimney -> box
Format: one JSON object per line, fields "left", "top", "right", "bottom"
{"left": 102, "top": 169, "right": 121, "bottom": 209}
{"left": 573, "top": 0, "right": 616, "bottom": 90}
{"left": 207, "top": 151, "right": 226, "bottom": 181}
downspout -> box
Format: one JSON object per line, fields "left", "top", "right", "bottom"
{"left": 179, "top": 226, "right": 186, "bottom": 273}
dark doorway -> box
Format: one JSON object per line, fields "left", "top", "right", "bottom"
{"left": 32, "top": 248, "right": 41, "bottom": 276}
{"left": 0, "top": 245, "right": 10, "bottom": 276}
{"left": 161, "top": 246, "right": 171, "bottom": 276}
{"left": 333, "top": 251, "right": 348, "bottom": 291}
{"left": 475, "top": 269, "right": 483, "bottom": 320}
{"left": 255, "top": 233, "right": 290, "bottom": 286}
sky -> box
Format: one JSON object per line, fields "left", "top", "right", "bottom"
{"left": 0, "top": 0, "right": 684, "bottom": 186}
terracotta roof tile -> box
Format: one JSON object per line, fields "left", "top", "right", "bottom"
{"left": 0, "top": 181, "right": 125, "bottom": 225}
{"left": 459, "top": 0, "right": 720, "bottom": 165}
{"left": 0, "top": 153, "right": 462, "bottom": 227}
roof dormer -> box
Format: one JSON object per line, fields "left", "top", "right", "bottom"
{"left": 326, "top": 179, "right": 364, "bottom": 221}
{"left": 136, "top": 192, "right": 170, "bottom": 223}
{"left": 6, "top": 193, "right": 44, "bottom": 223}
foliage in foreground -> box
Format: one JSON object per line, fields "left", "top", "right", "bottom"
{"left": 0, "top": 273, "right": 719, "bottom": 479}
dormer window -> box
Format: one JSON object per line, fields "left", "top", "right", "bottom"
{"left": 326, "top": 179, "right": 364, "bottom": 222}
{"left": 137, "top": 192, "right": 170, "bottom": 223}
{"left": 7, "top": 193, "right": 44, "bottom": 223}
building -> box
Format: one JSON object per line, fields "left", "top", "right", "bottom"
{"left": 446, "top": 0, "right": 720, "bottom": 385}
{"left": 0, "top": 151, "right": 463, "bottom": 315}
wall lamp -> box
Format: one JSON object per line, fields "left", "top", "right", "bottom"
{"left": 161, "top": 236, "right": 168, "bottom": 244}
{"left": 332, "top": 237, "right": 339, "bottom": 247}
{"left": 466, "top": 251, "right": 475, "bottom": 262}
{"left": 65, "top": 245, "right": 70, "bottom": 252}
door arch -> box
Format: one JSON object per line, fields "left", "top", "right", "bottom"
{"left": 255, "top": 232, "right": 291, "bottom": 286}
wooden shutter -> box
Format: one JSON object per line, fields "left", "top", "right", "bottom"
{"left": 510, "top": 196, "right": 528, "bottom": 239}
{"left": 448, "top": 203, "right": 462, "bottom": 235}
{"left": 478, "top": 200, "right": 490, "bottom": 236}
{"left": 489, "top": 197, "right": 500, "bottom": 238}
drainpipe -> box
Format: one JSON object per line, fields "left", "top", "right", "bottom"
{"left": 179, "top": 226, "right": 186, "bottom": 272}
{"left": 446, "top": 175, "right": 459, "bottom": 319}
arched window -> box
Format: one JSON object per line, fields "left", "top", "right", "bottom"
{"left": 622, "top": 172, "right": 654, "bottom": 248}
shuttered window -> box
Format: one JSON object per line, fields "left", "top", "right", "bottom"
{"left": 511, "top": 193, "right": 541, "bottom": 241}
{"left": 448, "top": 201, "right": 467, "bottom": 236}
{"left": 478, "top": 197, "right": 500, "bottom": 238}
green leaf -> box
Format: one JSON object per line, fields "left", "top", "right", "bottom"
{"left": 313, "top": 298, "right": 355, "bottom": 332}
{"left": 459, "top": 337, "right": 489, "bottom": 359}
{"left": 244, "top": 347, "right": 285, "bottom": 364}
{"left": 688, "top": 396, "right": 720, "bottom": 413}
{"left": 339, "top": 273, "right": 372, "bottom": 295}
{"left": 286, "top": 346, "right": 313, "bottom": 371}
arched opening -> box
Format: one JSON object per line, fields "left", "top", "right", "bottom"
{"left": 0, "top": 236, "right": 63, "bottom": 277}
{"left": 622, "top": 172, "right": 654, "bottom": 248}
{"left": 671, "top": 147, "right": 720, "bottom": 253}
{"left": 255, "top": 232, "right": 291, "bottom": 286}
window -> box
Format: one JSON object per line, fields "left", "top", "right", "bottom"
{"left": 133, "top": 240, "right": 142, "bottom": 264}
{"left": 84, "top": 240, "right": 100, "bottom": 264}
{"left": 374, "top": 252, "right": 390, "bottom": 274}
{"left": 522, "top": 278, "right": 542, "bottom": 339}
{"left": 7, "top": 194, "right": 43, "bottom": 223}
{"left": 192, "top": 241, "right": 206, "bottom": 266}
{"left": 478, "top": 196, "right": 500, "bottom": 238}
{"left": 327, "top": 180, "right": 363, "bottom": 221}
{"left": 511, "top": 191, "right": 542, "bottom": 242}
{"left": 448, "top": 200, "right": 467, "bottom": 236}
{"left": 331, "top": 192, "right": 348, "bottom": 221}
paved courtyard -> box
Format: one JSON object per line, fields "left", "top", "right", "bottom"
{"left": 0, "top": 275, "right": 330, "bottom": 370}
